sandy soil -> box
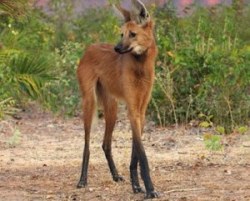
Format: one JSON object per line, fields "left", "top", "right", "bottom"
{"left": 0, "top": 108, "right": 250, "bottom": 201}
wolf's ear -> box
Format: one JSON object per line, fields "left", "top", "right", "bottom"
{"left": 113, "top": 4, "right": 131, "bottom": 22}
{"left": 130, "top": 0, "right": 150, "bottom": 26}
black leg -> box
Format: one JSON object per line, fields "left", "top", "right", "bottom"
{"left": 77, "top": 97, "right": 95, "bottom": 188}
{"left": 134, "top": 139, "right": 158, "bottom": 199}
{"left": 130, "top": 142, "right": 144, "bottom": 193}
{"left": 77, "top": 144, "right": 90, "bottom": 188}
{"left": 128, "top": 111, "right": 158, "bottom": 199}
{"left": 103, "top": 144, "right": 124, "bottom": 182}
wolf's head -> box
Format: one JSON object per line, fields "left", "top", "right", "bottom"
{"left": 113, "top": 0, "right": 154, "bottom": 56}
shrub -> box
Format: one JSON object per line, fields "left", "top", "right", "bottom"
{"left": 149, "top": 3, "right": 250, "bottom": 132}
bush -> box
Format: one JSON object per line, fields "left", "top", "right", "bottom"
{"left": 149, "top": 3, "right": 250, "bottom": 132}
{"left": 0, "top": 7, "right": 56, "bottom": 117}
{"left": 43, "top": 41, "right": 83, "bottom": 115}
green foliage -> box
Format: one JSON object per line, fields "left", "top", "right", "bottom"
{"left": 0, "top": 1, "right": 249, "bottom": 132}
{"left": 203, "top": 133, "right": 223, "bottom": 151}
{"left": 48, "top": 0, "right": 74, "bottom": 48}
{"left": 0, "top": 98, "right": 16, "bottom": 119}
{"left": 235, "top": 126, "right": 248, "bottom": 135}
{"left": 150, "top": 3, "right": 250, "bottom": 132}
{"left": 73, "top": 9, "right": 119, "bottom": 44}
{"left": 198, "top": 113, "right": 213, "bottom": 128}
{"left": 0, "top": 8, "right": 56, "bottom": 116}
{"left": 0, "top": 0, "right": 29, "bottom": 18}
{"left": 44, "top": 41, "right": 83, "bottom": 115}
{"left": 8, "top": 53, "right": 55, "bottom": 98}
{"left": 0, "top": 51, "right": 56, "bottom": 113}
{"left": 216, "top": 126, "right": 225, "bottom": 135}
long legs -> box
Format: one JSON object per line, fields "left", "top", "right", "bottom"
{"left": 77, "top": 81, "right": 158, "bottom": 198}
{"left": 128, "top": 94, "right": 158, "bottom": 199}
{"left": 102, "top": 95, "right": 123, "bottom": 182}
{"left": 77, "top": 92, "right": 96, "bottom": 188}
{"left": 77, "top": 82, "right": 123, "bottom": 188}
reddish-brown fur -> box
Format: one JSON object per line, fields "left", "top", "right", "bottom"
{"left": 76, "top": 0, "right": 158, "bottom": 198}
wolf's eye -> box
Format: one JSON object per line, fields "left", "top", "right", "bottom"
{"left": 129, "top": 32, "right": 136, "bottom": 38}
{"left": 121, "top": 33, "right": 124, "bottom": 38}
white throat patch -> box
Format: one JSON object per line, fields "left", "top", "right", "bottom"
{"left": 132, "top": 45, "right": 146, "bottom": 55}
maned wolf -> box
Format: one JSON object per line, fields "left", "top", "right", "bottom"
{"left": 77, "top": 0, "right": 158, "bottom": 199}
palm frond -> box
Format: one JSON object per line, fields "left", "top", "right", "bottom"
{"left": 0, "top": 0, "right": 30, "bottom": 18}
{"left": 0, "top": 97, "right": 17, "bottom": 118}
{"left": 8, "top": 53, "right": 56, "bottom": 99}
{"left": 0, "top": 49, "right": 21, "bottom": 64}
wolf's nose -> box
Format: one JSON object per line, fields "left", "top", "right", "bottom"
{"left": 114, "top": 45, "right": 121, "bottom": 52}
{"left": 114, "top": 43, "right": 122, "bottom": 53}
{"left": 114, "top": 46, "right": 120, "bottom": 52}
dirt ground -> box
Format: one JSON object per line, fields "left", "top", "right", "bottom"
{"left": 0, "top": 107, "right": 250, "bottom": 201}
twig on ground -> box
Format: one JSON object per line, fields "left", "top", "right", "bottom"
{"left": 165, "top": 187, "right": 206, "bottom": 194}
